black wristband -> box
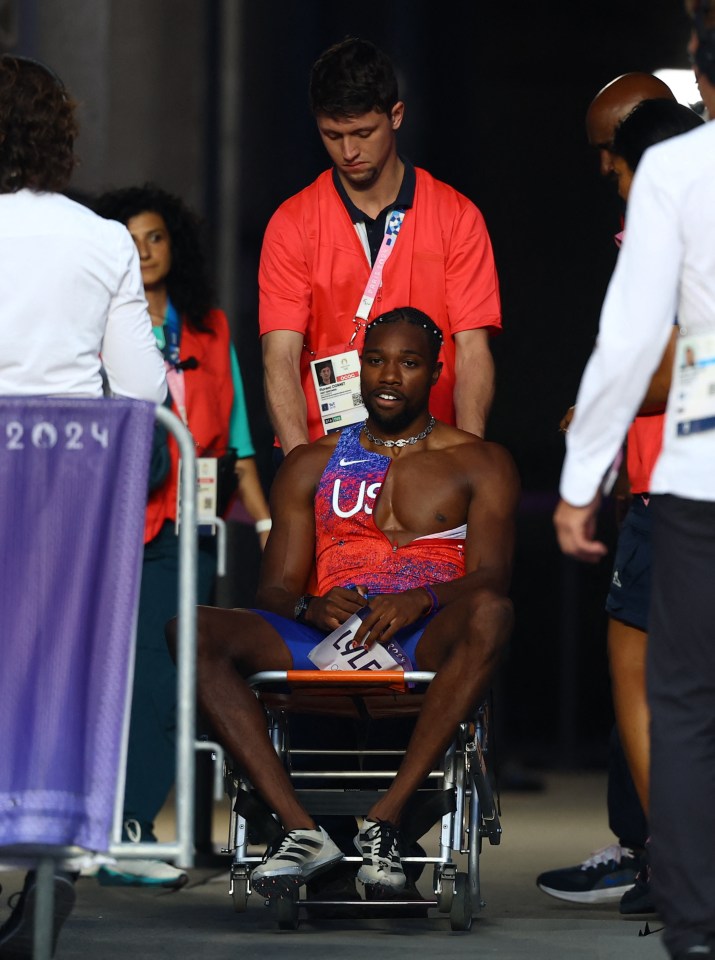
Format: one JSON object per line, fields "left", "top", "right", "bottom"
{"left": 294, "top": 594, "right": 315, "bottom": 623}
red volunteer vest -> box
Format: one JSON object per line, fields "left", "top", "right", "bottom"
{"left": 144, "top": 309, "right": 234, "bottom": 544}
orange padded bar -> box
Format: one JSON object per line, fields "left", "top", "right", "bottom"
{"left": 285, "top": 669, "right": 407, "bottom": 692}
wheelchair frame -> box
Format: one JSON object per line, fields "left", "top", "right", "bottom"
{"left": 222, "top": 669, "right": 501, "bottom": 931}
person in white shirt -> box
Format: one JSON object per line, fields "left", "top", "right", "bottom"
{"left": 554, "top": 4, "right": 715, "bottom": 956}
{"left": 0, "top": 53, "right": 166, "bottom": 960}
{"left": 0, "top": 58, "right": 166, "bottom": 405}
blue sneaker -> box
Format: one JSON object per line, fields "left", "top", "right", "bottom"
{"left": 536, "top": 843, "right": 639, "bottom": 904}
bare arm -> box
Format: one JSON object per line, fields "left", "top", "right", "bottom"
{"left": 453, "top": 328, "right": 495, "bottom": 438}
{"left": 262, "top": 330, "right": 309, "bottom": 454}
{"left": 255, "top": 443, "right": 324, "bottom": 616}
{"left": 439, "top": 442, "right": 519, "bottom": 601}
{"left": 257, "top": 439, "right": 368, "bottom": 626}
{"left": 234, "top": 457, "right": 271, "bottom": 549}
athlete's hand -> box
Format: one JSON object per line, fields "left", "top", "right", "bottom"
{"left": 559, "top": 405, "right": 575, "bottom": 434}
{"left": 352, "top": 589, "right": 431, "bottom": 649}
{"left": 306, "top": 587, "right": 368, "bottom": 632}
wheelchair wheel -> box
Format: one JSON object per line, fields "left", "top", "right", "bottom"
{"left": 435, "top": 867, "right": 455, "bottom": 913}
{"left": 449, "top": 873, "right": 472, "bottom": 932}
{"left": 231, "top": 876, "right": 248, "bottom": 913}
{"left": 274, "top": 894, "right": 299, "bottom": 930}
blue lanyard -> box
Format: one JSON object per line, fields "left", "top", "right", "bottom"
{"left": 164, "top": 300, "right": 181, "bottom": 367}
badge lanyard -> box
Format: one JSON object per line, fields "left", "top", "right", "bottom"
{"left": 160, "top": 303, "right": 220, "bottom": 528}
{"left": 306, "top": 207, "right": 407, "bottom": 436}
{"left": 349, "top": 207, "right": 406, "bottom": 347}
{"left": 162, "top": 302, "right": 188, "bottom": 428}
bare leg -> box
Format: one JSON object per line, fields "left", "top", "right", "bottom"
{"left": 167, "top": 607, "right": 314, "bottom": 831}
{"left": 367, "top": 592, "right": 513, "bottom": 825}
{"left": 608, "top": 617, "right": 650, "bottom": 815}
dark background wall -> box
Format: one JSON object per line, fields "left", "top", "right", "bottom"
{"left": 2, "top": 0, "right": 695, "bottom": 764}
{"left": 230, "top": 0, "right": 692, "bottom": 763}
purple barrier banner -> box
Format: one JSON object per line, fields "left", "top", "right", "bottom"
{"left": 0, "top": 397, "right": 155, "bottom": 853}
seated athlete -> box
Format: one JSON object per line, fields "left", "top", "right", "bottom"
{"left": 172, "top": 306, "right": 519, "bottom": 897}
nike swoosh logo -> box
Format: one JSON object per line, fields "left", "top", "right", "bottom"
{"left": 339, "top": 457, "right": 369, "bottom": 466}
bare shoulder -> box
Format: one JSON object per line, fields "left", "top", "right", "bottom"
{"left": 275, "top": 432, "right": 340, "bottom": 488}
{"left": 432, "top": 423, "right": 520, "bottom": 494}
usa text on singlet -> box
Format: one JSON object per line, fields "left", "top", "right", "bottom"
{"left": 314, "top": 423, "right": 466, "bottom": 595}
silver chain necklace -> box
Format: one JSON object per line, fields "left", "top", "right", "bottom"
{"left": 362, "top": 415, "right": 435, "bottom": 448}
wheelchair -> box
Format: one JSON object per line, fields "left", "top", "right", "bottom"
{"left": 220, "top": 669, "right": 501, "bottom": 931}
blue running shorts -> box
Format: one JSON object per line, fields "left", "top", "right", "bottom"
{"left": 250, "top": 609, "right": 437, "bottom": 670}
{"left": 605, "top": 497, "right": 652, "bottom": 633}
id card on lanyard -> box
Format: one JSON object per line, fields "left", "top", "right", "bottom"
{"left": 312, "top": 207, "right": 406, "bottom": 436}
{"left": 162, "top": 304, "right": 219, "bottom": 530}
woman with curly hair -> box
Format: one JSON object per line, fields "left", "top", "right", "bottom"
{"left": 94, "top": 184, "right": 270, "bottom": 887}
{"left": 0, "top": 56, "right": 167, "bottom": 958}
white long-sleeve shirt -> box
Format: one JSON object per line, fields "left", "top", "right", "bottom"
{"left": 561, "top": 119, "right": 715, "bottom": 505}
{"left": 0, "top": 189, "right": 167, "bottom": 403}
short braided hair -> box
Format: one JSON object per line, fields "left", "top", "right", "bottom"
{"left": 365, "top": 307, "right": 444, "bottom": 365}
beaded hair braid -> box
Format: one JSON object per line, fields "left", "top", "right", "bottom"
{"left": 365, "top": 306, "right": 443, "bottom": 364}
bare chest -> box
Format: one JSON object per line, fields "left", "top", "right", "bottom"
{"left": 372, "top": 455, "right": 470, "bottom": 544}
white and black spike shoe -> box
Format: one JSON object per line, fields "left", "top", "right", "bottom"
{"left": 252, "top": 826, "right": 343, "bottom": 898}
{"left": 355, "top": 819, "right": 406, "bottom": 890}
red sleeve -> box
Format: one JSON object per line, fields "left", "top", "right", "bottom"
{"left": 444, "top": 197, "right": 502, "bottom": 335}
{"left": 258, "top": 202, "right": 312, "bottom": 337}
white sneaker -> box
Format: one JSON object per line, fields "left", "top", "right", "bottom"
{"left": 98, "top": 859, "right": 188, "bottom": 889}
{"left": 97, "top": 817, "right": 189, "bottom": 888}
{"left": 252, "top": 827, "right": 343, "bottom": 898}
{"left": 355, "top": 818, "right": 406, "bottom": 890}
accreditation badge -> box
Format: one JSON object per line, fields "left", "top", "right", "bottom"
{"left": 671, "top": 332, "right": 715, "bottom": 437}
{"left": 176, "top": 456, "right": 218, "bottom": 533}
{"left": 310, "top": 349, "right": 366, "bottom": 435}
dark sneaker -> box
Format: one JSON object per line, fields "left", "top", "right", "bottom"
{"left": 305, "top": 862, "right": 363, "bottom": 919}
{"left": 355, "top": 819, "right": 406, "bottom": 890}
{"left": 536, "top": 843, "right": 639, "bottom": 903}
{"left": 620, "top": 851, "right": 656, "bottom": 916}
{"left": 252, "top": 827, "right": 343, "bottom": 898}
{"left": 0, "top": 871, "right": 75, "bottom": 959}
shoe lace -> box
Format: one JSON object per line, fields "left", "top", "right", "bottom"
{"left": 581, "top": 843, "right": 633, "bottom": 870}
{"left": 262, "top": 829, "right": 301, "bottom": 863}
{"left": 367, "top": 820, "right": 401, "bottom": 862}
{"left": 124, "top": 818, "right": 142, "bottom": 844}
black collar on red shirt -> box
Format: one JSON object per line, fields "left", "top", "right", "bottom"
{"left": 332, "top": 158, "right": 416, "bottom": 266}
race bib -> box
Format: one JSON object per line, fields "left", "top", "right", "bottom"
{"left": 307, "top": 607, "right": 411, "bottom": 672}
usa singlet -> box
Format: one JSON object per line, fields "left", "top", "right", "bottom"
{"left": 314, "top": 423, "right": 466, "bottom": 594}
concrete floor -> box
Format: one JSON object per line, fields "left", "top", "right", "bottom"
{"left": 0, "top": 771, "right": 668, "bottom": 959}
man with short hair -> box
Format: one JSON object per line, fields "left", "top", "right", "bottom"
{"left": 555, "top": 3, "right": 715, "bottom": 955}
{"left": 179, "top": 307, "right": 517, "bottom": 895}
{"left": 259, "top": 38, "right": 501, "bottom": 454}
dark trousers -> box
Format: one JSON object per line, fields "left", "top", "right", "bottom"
{"left": 123, "top": 522, "right": 216, "bottom": 838}
{"left": 607, "top": 725, "right": 648, "bottom": 851}
{"left": 649, "top": 495, "right": 715, "bottom": 957}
